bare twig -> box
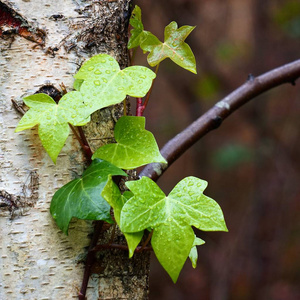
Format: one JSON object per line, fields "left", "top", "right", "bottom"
{"left": 139, "top": 59, "right": 300, "bottom": 181}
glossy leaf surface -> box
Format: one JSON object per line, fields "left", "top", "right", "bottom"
{"left": 102, "top": 178, "right": 143, "bottom": 257}
{"left": 128, "top": 5, "right": 197, "bottom": 73}
{"left": 15, "top": 93, "right": 89, "bottom": 163}
{"left": 121, "top": 176, "right": 227, "bottom": 282}
{"left": 50, "top": 159, "right": 126, "bottom": 235}
{"left": 128, "top": 5, "right": 160, "bottom": 50}
{"left": 146, "top": 21, "right": 197, "bottom": 74}
{"left": 74, "top": 54, "right": 156, "bottom": 114}
{"left": 92, "top": 116, "right": 167, "bottom": 169}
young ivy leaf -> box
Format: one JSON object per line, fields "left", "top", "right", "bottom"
{"left": 189, "top": 236, "right": 205, "bottom": 269}
{"left": 120, "top": 176, "right": 227, "bottom": 283}
{"left": 74, "top": 54, "right": 156, "bottom": 115}
{"left": 128, "top": 5, "right": 161, "bottom": 50}
{"left": 101, "top": 177, "right": 143, "bottom": 258}
{"left": 128, "top": 5, "right": 197, "bottom": 74}
{"left": 92, "top": 116, "right": 167, "bottom": 170}
{"left": 50, "top": 159, "right": 127, "bottom": 235}
{"left": 15, "top": 93, "right": 90, "bottom": 163}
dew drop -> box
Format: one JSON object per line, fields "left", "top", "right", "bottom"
{"left": 88, "top": 66, "right": 94, "bottom": 71}
{"left": 188, "top": 191, "right": 195, "bottom": 196}
{"left": 138, "top": 80, "right": 143, "bottom": 84}
{"left": 139, "top": 75, "right": 146, "bottom": 79}
{"left": 180, "top": 57, "right": 184, "bottom": 61}
{"left": 172, "top": 42, "right": 177, "bottom": 47}
{"left": 118, "top": 87, "right": 124, "bottom": 91}
{"left": 72, "top": 114, "right": 76, "bottom": 118}
{"left": 112, "top": 69, "right": 116, "bottom": 72}
{"left": 94, "top": 80, "right": 101, "bottom": 86}
{"left": 46, "top": 116, "right": 51, "bottom": 120}
{"left": 188, "top": 182, "right": 193, "bottom": 187}
{"left": 105, "top": 70, "right": 111, "bottom": 74}
{"left": 94, "top": 69, "right": 102, "bottom": 75}
{"left": 103, "top": 78, "right": 108, "bottom": 83}
{"left": 101, "top": 59, "right": 106, "bottom": 63}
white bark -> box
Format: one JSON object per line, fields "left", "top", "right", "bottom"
{"left": 0, "top": 1, "right": 149, "bottom": 299}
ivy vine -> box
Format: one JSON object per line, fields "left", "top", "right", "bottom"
{"left": 15, "top": 5, "right": 227, "bottom": 286}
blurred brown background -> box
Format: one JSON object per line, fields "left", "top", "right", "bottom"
{"left": 130, "top": 0, "right": 300, "bottom": 299}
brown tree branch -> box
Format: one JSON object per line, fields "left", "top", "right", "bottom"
{"left": 139, "top": 59, "right": 300, "bottom": 181}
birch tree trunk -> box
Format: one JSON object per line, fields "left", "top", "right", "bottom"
{"left": 0, "top": 0, "right": 149, "bottom": 299}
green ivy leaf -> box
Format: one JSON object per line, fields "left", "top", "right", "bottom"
{"left": 92, "top": 116, "right": 167, "bottom": 170}
{"left": 189, "top": 236, "right": 205, "bottom": 269}
{"left": 128, "top": 5, "right": 161, "bottom": 50}
{"left": 74, "top": 54, "right": 156, "bottom": 114}
{"left": 15, "top": 93, "right": 90, "bottom": 163}
{"left": 128, "top": 6, "right": 197, "bottom": 74}
{"left": 50, "top": 159, "right": 127, "bottom": 235}
{"left": 146, "top": 22, "right": 197, "bottom": 74}
{"left": 102, "top": 178, "right": 143, "bottom": 258}
{"left": 120, "top": 176, "right": 227, "bottom": 282}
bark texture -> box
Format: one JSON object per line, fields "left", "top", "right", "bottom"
{"left": 0, "top": 0, "right": 149, "bottom": 299}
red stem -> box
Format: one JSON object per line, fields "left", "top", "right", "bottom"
{"left": 69, "top": 125, "right": 93, "bottom": 163}
{"left": 136, "top": 97, "right": 145, "bottom": 116}
{"left": 136, "top": 230, "right": 153, "bottom": 253}
{"left": 78, "top": 221, "right": 104, "bottom": 300}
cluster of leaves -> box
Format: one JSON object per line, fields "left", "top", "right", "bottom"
{"left": 16, "top": 54, "right": 156, "bottom": 162}
{"left": 51, "top": 157, "right": 227, "bottom": 282}
{"left": 15, "top": 5, "right": 227, "bottom": 282}
{"left": 128, "top": 5, "right": 197, "bottom": 74}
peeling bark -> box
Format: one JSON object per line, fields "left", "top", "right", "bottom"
{"left": 0, "top": 0, "right": 149, "bottom": 299}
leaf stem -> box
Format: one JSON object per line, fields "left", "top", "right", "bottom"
{"left": 69, "top": 125, "right": 93, "bottom": 163}
{"left": 135, "top": 64, "right": 160, "bottom": 116}
{"left": 136, "top": 97, "right": 144, "bottom": 116}
{"left": 123, "top": 99, "right": 127, "bottom": 116}
{"left": 129, "top": 47, "right": 137, "bottom": 66}
{"left": 136, "top": 230, "right": 153, "bottom": 253}
{"left": 142, "top": 63, "right": 160, "bottom": 110}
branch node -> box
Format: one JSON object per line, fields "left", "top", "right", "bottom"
{"left": 247, "top": 73, "right": 255, "bottom": 81}
{"left": 212, "top": 116, "right": 223, "bottom": 129}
